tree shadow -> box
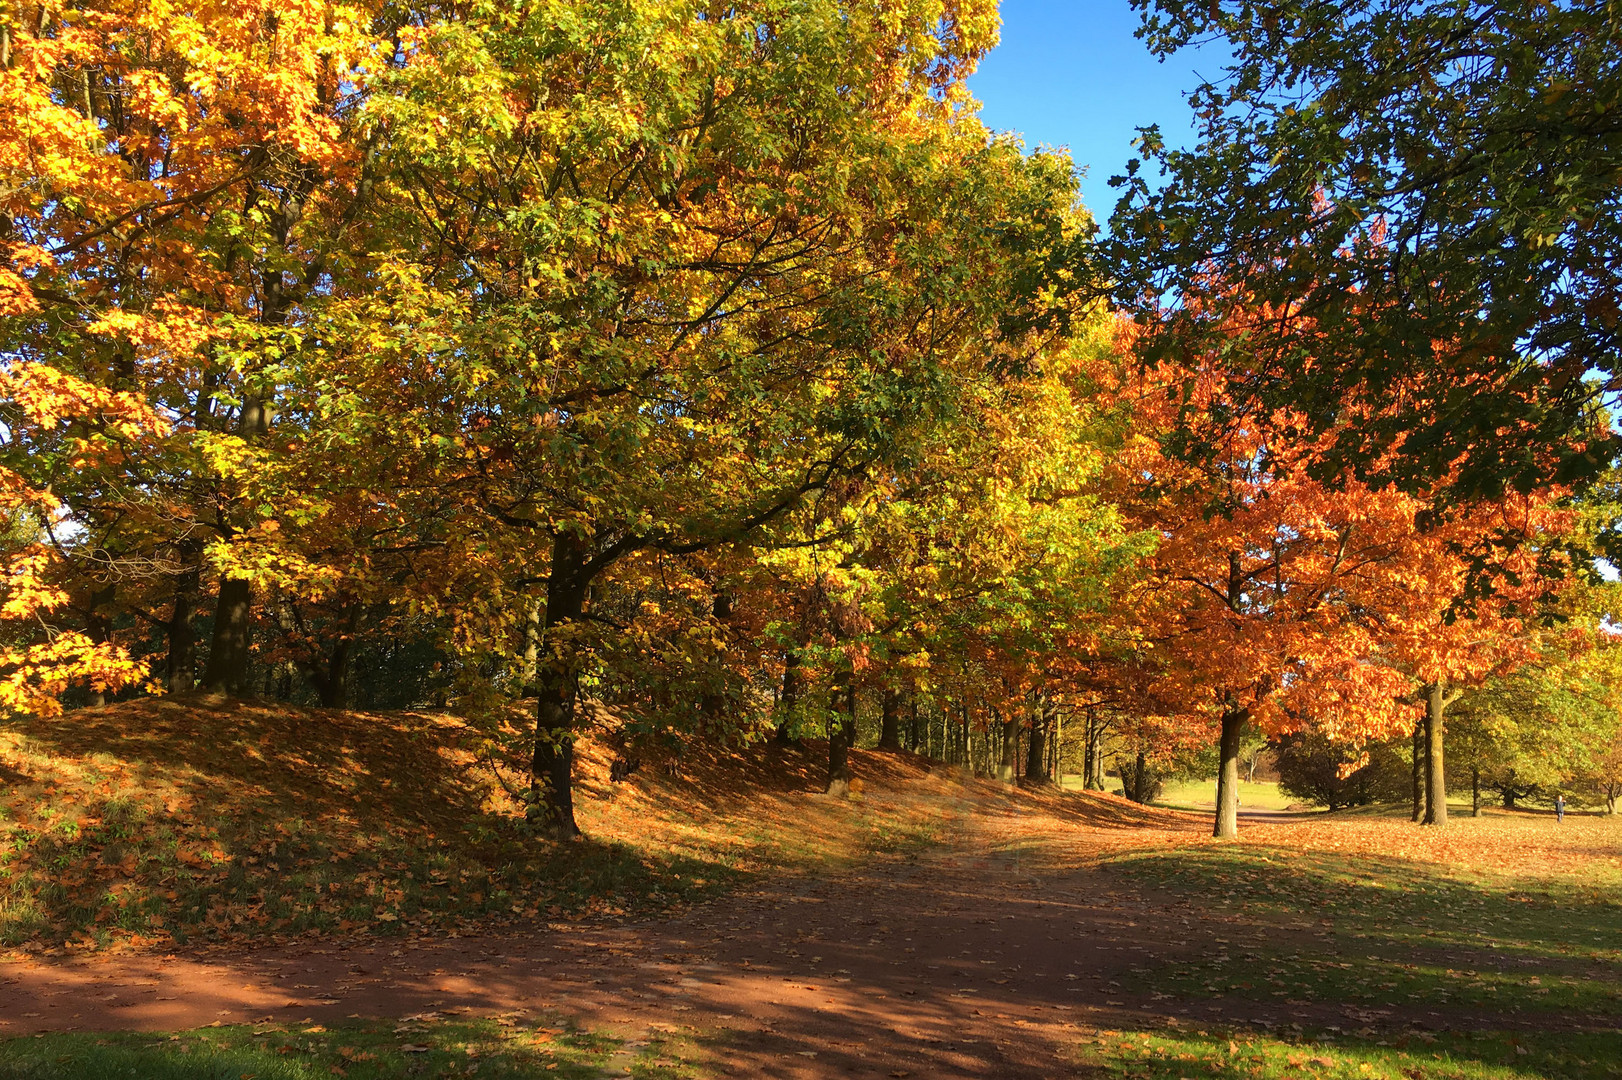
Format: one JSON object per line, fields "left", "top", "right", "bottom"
{"left": 0, "top": 697, "right": 762, "bottom": 945}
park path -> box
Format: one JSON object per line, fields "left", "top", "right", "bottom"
{"left": 0, "top": 799, "right": 1396, "bottom": 1077}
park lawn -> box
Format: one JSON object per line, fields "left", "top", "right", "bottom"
{"left": 0, "top": 1014, "right": 704, "bottom": 1079}
{"left": 1151, "top": 778, "right": 1299, "bottom": 812}
{"left": 1095, "top": 811, "right": 1622, "bottom": 1077}
{"left": 1075, "top": 1027, "right": 1622, "bottom": 1080}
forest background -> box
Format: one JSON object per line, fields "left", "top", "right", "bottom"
{"left": 3, "top": 0, "right": 1621, "bottom": 846}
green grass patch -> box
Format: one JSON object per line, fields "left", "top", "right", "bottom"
{"left": 1103, "top": 844, "right": 1622, "bottom": 1020}
{"left": 1150, "top": 780, "right": 1298, "bottom": 813}
{"left": 1076, "top": 1027, "right": 1622, "bottom": 1080}
{"left": 0, "top": 1016, "right": 703, "bottom": 1079}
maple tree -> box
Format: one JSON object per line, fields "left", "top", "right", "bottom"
{"left": 1, "top": 0, "right": 390, "bottom": 705}
{"left": 0, "top": 364, "right": 155, "bottom": 714}
{"left": 1112, "top": 0, "right": 1622, "bottom": 501}
{"left": 1104, "top": 353, "right": 1423, "bottom": 838}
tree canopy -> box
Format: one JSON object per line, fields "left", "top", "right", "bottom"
{"left": 3, "top": 0, "right": 1617, "bottom": 841}
{"left": 1110, "top": 0, "right": 1622, "bottom": 501}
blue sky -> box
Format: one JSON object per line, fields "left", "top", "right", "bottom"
{"left": 967, "top": 0, "right": 1228, "bottom": 222}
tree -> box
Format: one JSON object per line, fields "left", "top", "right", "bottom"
{"left": 0, "top": 364, "right": 156, "bottom": 714}
{"left": 1447, "top": 591, "right": 1622, "bottom": 813}
{"left": 329, "top": 0, "right": 1091, "bottom": 836}
{"left": 1112, "top": 0, "right": 1622, "bottom": 501}
{"left": 1106, "top": 352, "right": 1422, "bottom": 839}
{"left": 1373, "top": 489, "right": 1572, "bottom": 825}
{"left": 1274, "top": 731, "right": 1377, "bottom": 811}
{"left": 749, "top": 303, "right": 1146, "bottom": 794}
{"left": 1, "top": 0, "right": 388, "bottom": 698}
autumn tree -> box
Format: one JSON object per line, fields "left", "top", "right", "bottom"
{"left": 1, "top": 0, "right": 392, "bottom": 700}
{"left": 0, "top": 365, "right": 156, "bottom": 714}
{"left": 1107, "top": 351, "right": 1436, "bottom": 839}
{"left": 1445, "top": 583, "right": 1622, "bottom": 814}
{"left": 761, "top": 305, "right": 1147, "bottom": 793}
{"left": 316, "top": 0, "right": 1096, "bottom": 836}
{"left": 1373, "top": 490, "right": 1573, "bottom": 825}
{"left": 1112, "top": 0, "right": 1622, "bottom": 501}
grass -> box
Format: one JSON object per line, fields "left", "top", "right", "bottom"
{"left": 1151, "top": 779, "right": 1299, "bottom": 812}
{"left": 0, "top": 696, "right": 961, "bottom": 952}
{"left": 1075, "top": 1027, "right": 1622, "bottom": 1080}
{"left": 0, "top": 1015, "right": 704, "bottom": 1079}
{"left": 1087, "top": 812, "right": 1622, "bottom": 1079}
{"left": 1109, "top": 843, "right": 1622, "bottom": 1016}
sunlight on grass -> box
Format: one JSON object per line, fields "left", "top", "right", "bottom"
{"left": 1076, "top": 1028, "right": 1622, "bottom": 1080}
{"left": 0, "top": 1016, "right": 704, "bottom": 1080}
{"left": 1152, "top": 779, "right": 1298, "bottom": 812}
{"left": 1101, "top": 819, "right": 1622, "bottom": 1032}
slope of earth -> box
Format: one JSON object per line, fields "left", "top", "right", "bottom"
{"left": 2, "top": 789, "right": 1619, "bottom": 1078}
{"left": 0, "top": 696, "right": 969, "bottom": 952}
{"left": 3, "top": 698, "right": 1620, "bottom": 1078}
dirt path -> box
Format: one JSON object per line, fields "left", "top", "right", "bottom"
{"left": 0, "top": 802, "right": 1506, "bottom": 1077}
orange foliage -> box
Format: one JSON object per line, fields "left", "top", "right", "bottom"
{"left": 0, "top": 365, "right": 161, "bottom": 716}
{"left": 1101, "top": 317, "right": 1572, "bottom": 751}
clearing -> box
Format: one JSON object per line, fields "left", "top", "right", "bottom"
{"left": 1, "top": 700, "right": 1619, "bottom": 1079}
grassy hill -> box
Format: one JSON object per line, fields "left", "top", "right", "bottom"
{"left": 0, "top": 696, "right": 1163, "bottom": 953}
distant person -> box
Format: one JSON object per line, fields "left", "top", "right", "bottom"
{"left": 1556, "top": 794, "right": 1566, "bottom": 823}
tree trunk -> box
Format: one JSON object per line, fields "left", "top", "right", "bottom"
{"left": 529, "top": 532, "right": 589, "bottom": 839}
{"left": 1025, "top": 704, "right": 1049, "bottom": 783}
{"left": 775, "top": 651, "right": 800, "bottom": 744}
{"left": 827, "top": 682, "right": 855, "bottom": 796}
{"left": 1081, "top": 713, "right": 1094, "bottom": 788}
{"left": 908, "top": 694, "right": 921, "bottom": 752}
{"left": 201, "top": 395, "right": 269, "bottom": 696}
{"left": 201, "top": 575, "right": 254, "bottom": 694}
{"left": 1084, "top": 709, "right": 1106, "bottom": 790}
{"left": 878, "top": 689, "right": 902, "bottom": 751}
{"left": 1051, "top": 706, "right": 1063, "bottom": 786}
{"left": 300, "top": 603, "right": 360, "bottom": 709}
{"left": 1423, "top": 681, "right": 1448, "bottom": 826}
{"left": 165, "top": 544, "right": 202, "bottom": 694}
{"left": 1410, "top": 722, "right": 1425, "bottom": 823}
{"left": 1472, "top": 766, "right": 1481, "bottom": 817}
{"left": 519, "top": 596, "right": 541, "bottom": 696}
{"left": 998, "top": 714, "right": 1017, "bottom": 781}
{"left": 1214, "top": 706, "right": 1246, "bottom": 840}
{"left": 84, "top": 584, "right": 115, "bottom": 706}
{"left": 316, "top": 631, "right": 354, "bottom": 709}
{"left": 699, "top": 590, "right": 732, "bottom": 729}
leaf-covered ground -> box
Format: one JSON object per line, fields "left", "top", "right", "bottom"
{"left": 2, "top": 700, "right": 1619, "bottom": 1078}
{"left": 3, "top": 799, "right": 1619, "bottom": 1077}
{"left": 0, "top": 697, "right": 956, "bottom": 951}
